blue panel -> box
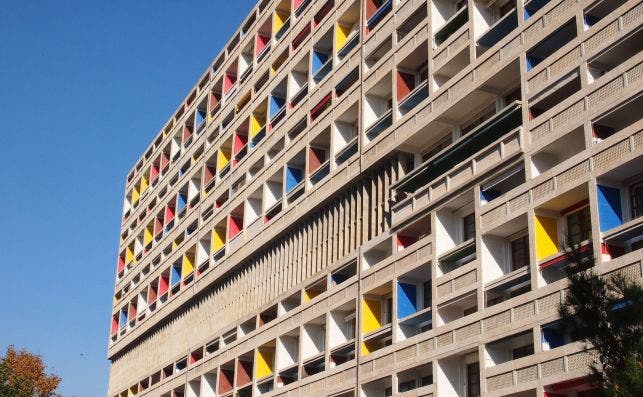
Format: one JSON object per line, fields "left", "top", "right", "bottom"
{"left": 120, "top": 309, "right": 127, "bottom": 328}
{"left": 332, "top": 273, "right": 349, "bottom": 285}
{"left": 311, "top": 51, "right": 329, "bottom": 74}
{"left": 397, "top": 282, "right": 417, "bottom": 319}
{"left": 285, "top": 166, "right": 303, "bottom": 191}
{"left": 597, "top": 185, "right": 622, "bottom": 232}
{"left": 171, "top": 265, "right": 181, "bottom": 286}
{"left": 197, "top": 109, "right": 206, "bottom": 125}
{"left": 269, "top": 95, "right": 286, "bottom": 118}
{"left": 526, "top": 56, "right": 539, "bottom": 71}
{"left": 177, "top": 193, "right": 188, "bottom": 211}
{"left": 541, "top": 323, "right": 564, "bottom": 350}
{"left": 367, "top": 0, "right": 392, "bottom": 28}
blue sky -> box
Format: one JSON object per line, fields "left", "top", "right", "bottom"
{"left": 0, "top": 1, "right": 256, "bottom": 395}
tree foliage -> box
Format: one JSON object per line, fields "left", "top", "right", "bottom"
{"left": 0, "top": 346, "right": 61, "bottom": 397}
{"left": 558, "top": 249, "right": 643, "bottom": 397}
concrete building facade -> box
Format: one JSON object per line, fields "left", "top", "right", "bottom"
{"left": 108, "top": 0, "right": 643, "bottom": 396}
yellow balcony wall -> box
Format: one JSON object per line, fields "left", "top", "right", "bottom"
{"left": 182, "top": 254, "right": 194, "bottom": 278}
{"left": 336, "top": 23, "right": 351, "bottom": 50}
{"left": 211, "top": 228, "right": 226, "bottom": 253}
{"left": 535, "top": 215, "right": 559, "bottom": 260}
{"left": 255, "top": 350, "right": 274, "bottom": 379}
{"left": 217, "top": 150, "right": 230, "bottom": 171}
{"left": 143, "top": 224, "right": 153, "bottom": 246}
{"left": 361, "top": 298, "right": 381, "bottom": 334}
{"left": 140, "top": 175, "right": 148, "bottom": 194}
{"left": 273, "top": 10, "right": 288, "bottom": 34}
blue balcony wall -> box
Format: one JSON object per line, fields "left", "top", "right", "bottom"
{"left": 597, "top": 185, "right": 622, "bottom": 232}
{"left": 397, "top": 282, "right": 417, "bottom": 319}
{"left": 285, "top": 166, "right": 303, "bottom": 192}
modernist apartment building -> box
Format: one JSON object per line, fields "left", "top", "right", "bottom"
{"left": 107, "top": 0, "right": 643, "bottom": 396}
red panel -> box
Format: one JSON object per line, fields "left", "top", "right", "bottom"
{"left": 154, "top": 217, "right": 163, "bottom": 236}
{"left": 224, "top": 73, "right": 237, "bottom": 93}
{"left": 397, "top": 71, "right": 415, "bottom": 101}
{"left": 117, "top": 254, "right": 125, "bottom": 272}
{"left": 256, "top": 34, "right": 270, "bottom": 55}
{"left": 310, "top": 93, "right": 332, "bottom": 121}
{"left": 158, "top": 275, "right": 169, "bottom": 296}
{"left": 203, "top": 164, "right": 216, "bottom": 186}
{"left": 128, "top": 302, "right": 137, "bottom": 319}
{"left": 160, "top": 151, "right": 170, "bottom": 171}
{"left": 292, "top": 22, "right": 311, "bottom": 50}
{"left": 111, "top": 315, "right": 118, "bottom": 335}
{"left": 397, "top": 235, "right": 419, "bottom": 250}
{"left": 366, "top": 0, "right": 379, "bottom": 19}
{"left": 148, "top": 284, "right": 158, "bottom": 304}
{"left": 236, "top": 360, "right": 253, "bottom": 387}
{"left": 182, "top": 124, "right": 193, "bottom": 142}
{"left": 314, "top": 0, "right": 334, "bottom": 26}
{"left": 164, "top": 205, "right": 175, "bottom": 225}
{"left": 293, "top": 0, "right": 305, "bottom": 10}
{"left": 540, "top": 243, "right": 592, "bottom": 269}
{"left": 150, "top": 161, "right": 160, "bottom": 182}
{"left": 218, "top": 369, "right": 234, "bottom": 394}
{"left": 228, "top": 216, "right": 243, "bottom": 239}
{"left": 308, "top": 147, "right": 326, "bottom": 173}
{"left": 592, "top": 124, "right": 615, "bottom": 140}
{"left": 234, "top": 134, "right": 248, "bottom": 155}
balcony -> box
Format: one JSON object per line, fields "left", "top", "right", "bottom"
{"left": 366, "top": 0, "right": 392, "bottom": 31}
{"left": 434, "top": 5, "right": 468, "bottom": 46}
{"left": 394, "top": 100, "right": 522, "bottom": 193}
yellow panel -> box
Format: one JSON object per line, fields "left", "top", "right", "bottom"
{"left": 273, "top": 10, "right": 287, "bottom": 33}
{"left": 143, "top": 224, "right": 153, "bottom": 246}
{"left": 125, "top": 246, "right": 134, "bottom": 265}
{"left": 217, "top": 150, "right": 230, "bottom": 171}
{"left": 535, "top": 215, "right": 559, "bottom": 260}
{"left": 211, "top": 228, "right": 226, "bottom": 253}
{"left": 361, "top": 298, "right": 382, "bottom": 334}
{"left": 304, "top": 288, "right": 321, "bottom": 302}
{"left": 113, "top": 295, "right": 120, "bottom": 305}
{"left": 255, "top": 350, "right": 274, "bottom": 379}
{"left": 360, "top": 341, "right": 378, "bottom": 356}
{"left": 250, "top": 113, "right": 263, "bottom": 138}
{"left": 182, "top": 254, "right": 194, "bottom": 278}
{"left": 140, "top": 175, "right": 148, "bottom": 194}
{"left": 336, "top": 23, "right": 350, "bottom": 50}
{"left": 132, "top": 186, "right": 140, "bottom": 204}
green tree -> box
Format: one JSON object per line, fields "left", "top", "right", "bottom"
{"left": 0, "top": 346, "right": 61, "bottom": 397}
{"left": 558, "top": 247, "right": 643, "bottom": 397}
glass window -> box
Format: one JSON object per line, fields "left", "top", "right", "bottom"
{"left": 510, "top": 234, "right": 529, "bottom": 271}
{"left": 512, "top": 344, "right": 534, "bottom": 360}
{"left": 566, "top": 206, "right": 591, "bottom": 245}
{"left": 466, "top": 362, "right": 480, "bottom": 397}
{"left": 463, "top": 213, "right": 476, "bottom": 241}
{"left": 630, "top": 181, "right": 643, "bottom": 218}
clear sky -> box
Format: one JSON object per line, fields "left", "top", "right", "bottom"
{"left": 0, "top": 1, "right": 256, "bottom": 395}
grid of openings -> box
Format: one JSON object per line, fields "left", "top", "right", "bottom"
{"left": 109, "top": 0, "right": 643, "bottom": 396}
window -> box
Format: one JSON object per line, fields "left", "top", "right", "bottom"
{"left": 512, "top": 344, "right": 534, "bottom": 360}
{"left": 423, "top": 280, "right": 432, "bottom": 308}
{"left": 384, "top": 297, "right": 393, "bottom": 324}
{"left": 510, "top": 234, "right": 529, "bottom": 271}
{"left": 463, "top": 213, "right": 475, "bottom": 241}
{"left": 566, "top": 206, "right": 591, "bottom": 245}
{"left": 466, "top": 362, "right": 480, "bottom": 397}
{"left": 421, "top": 134, "right": 451, "bottom": 162}
{"left": 630, "top": 181, "right": 643, "bottom": 218}
{"left": 463, "top": 305, "right": 477, "bottom": 316}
